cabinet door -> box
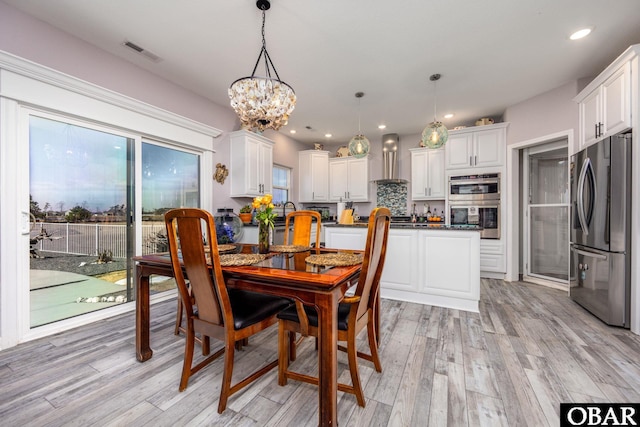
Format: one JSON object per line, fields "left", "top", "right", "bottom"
{"left": 299, "top": 151, "right": 329, "bottom": 202}
{"left": 329, "top": 159, "right": 348, "bottom": 201}
{"left": 259, "top": 141, "right": 273, "bottom": 194}
{"left": 380, "top": 230, "right": 419, "bottom": 292}
{"left": 474, "top": 128, "right": 504, "bottom": 168}
{"left": 347, "top": 157, "right": 369, "bottom": 201}
{"left": 580, "top": 88, "right": 601, "bottom": 149}
{"left": 427, "top": 149, "right": 446, "bottom": 198}
{"left": 445, "top": 134, "right": 473, "bottom": 169}
{"left": 411, "top": 150, "right": 428, "bottom": 199}
{"left": 603, "top": 62, "right": 630, "bottom": 137}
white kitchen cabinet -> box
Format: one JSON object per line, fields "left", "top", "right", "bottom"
{"left": 480, "top": 239, "right": 505, "bottom": 274}
{"left": 578, "top": 61, "right": 631, "bottom": 150}
{"left": 329, "top": 157, "right": 369, "bottom": 202}
{"left": 419, "top": 230, "right": 480, "bottom": 305}
{"left": 324, "top": 226, "right": 480, "bottom": 312}
{"left": 445, "top": 123, "right": 507, "bottom": 170}
{"left": 298, "top": 150, "right": 329, "bottom": 202}
{"left": 378, "top": 229, "right": 419, "bottom": 293}
{"left": 229, "top": 130, "right": 273, "bottom": 197}
{"left": 410, "top": 147, "right": 445, "bottom": 200}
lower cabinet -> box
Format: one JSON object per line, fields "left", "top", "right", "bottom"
{"left": 480, "top": 239, "right": 505, "bottom": 274}
{"left": 324, "top": 226, "right": 480, "bottom": 311}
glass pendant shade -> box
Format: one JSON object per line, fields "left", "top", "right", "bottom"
{"left": 348, "top": 134, "right": 370, "bottom": 158}
{"left": 421, "top": 73, "right": 448, "bottom": 149}
{"left": 421, "top": 121, "right": 448, "bottom": 148}
{"left": 228, "top": 0, "right": 296, "bottom": 132}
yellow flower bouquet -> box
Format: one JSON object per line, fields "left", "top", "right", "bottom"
{"left": 252, "top": 194, "right": 276, "bottom": 252}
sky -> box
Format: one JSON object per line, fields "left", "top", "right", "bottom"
{"left": 29, "top": 116, "right": 199, "bottom": 213}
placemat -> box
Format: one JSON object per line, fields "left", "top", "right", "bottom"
{"left": 204, "top": 244, "right": 236, "bottom": 253}
{"left": 305, "top": 253, "right": 363, "bottom": 267}
{"left": 217, "top": 244, "right": 237, "bottom": 253}
{"left": 219, "top": 253, "right": 267, "bottom": 267}
{"left": 269, "top": 245, "right": 311, "bottom": 253}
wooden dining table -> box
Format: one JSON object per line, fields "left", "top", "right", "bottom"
{"left": 134, "top": 246, "right": 362, "bottom": 427}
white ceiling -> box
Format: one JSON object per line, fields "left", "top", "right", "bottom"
{"left": 4, "top": 0, "right": 640, "bottom": 146}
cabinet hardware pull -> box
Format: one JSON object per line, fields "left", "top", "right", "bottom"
{"left": 475, "top": 155, "right": 477, "bottom": 166}
{"left": 469, "top": 156, "right": 473, "bottom": 166}
{"left": 425, "top": 187, "right": 427, "bottom": 196}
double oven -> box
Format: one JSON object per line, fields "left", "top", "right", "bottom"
{"left": 448, "top": 173, "right": 500, "bottom": 239}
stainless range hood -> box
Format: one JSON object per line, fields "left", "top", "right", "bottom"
{"left": 375, "top": 133, "right": 407, "bottom": 184}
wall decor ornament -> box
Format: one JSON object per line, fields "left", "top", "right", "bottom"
{"left": 214, "top": 163, "right": 228, "bottom": 184}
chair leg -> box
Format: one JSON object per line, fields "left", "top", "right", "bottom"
{"left": 179, "top": 326, "right": 196, "bottom": 392}
{"left": 347, "top": 337, "right": 366, "bottom": 407}
{"left": 367, "top": 321, "right": 382, "bottom": 372}
{"left": 288, "top": 331, "right": 297, "bottom": 362}
{"left": 202, "top": 335, "right": 210, "bottom": 356}
{"left": 218, "top": 339, "right": 236, "bottom": 414}
{"left": 278, "top": 322, "right": 290, "bottom": 386}
{"left": 174, "top": 295, "right": 183, "bottom": 335}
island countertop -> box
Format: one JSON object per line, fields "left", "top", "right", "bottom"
{"left": 324, "top": 222, "right": 482, "bottom": 231}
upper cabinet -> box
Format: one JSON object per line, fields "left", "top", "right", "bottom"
{"left": 410, "top": 147, "right": 445, "bottom": 200}
{"left": 577, "top": 61, "right": 631, "bottom": 150}
{"left": 299, "top": 150, "right": 329, "bottom": 202}
{"left": 229, "top": 130, "right": 273, "bottom": 197}
{"left": 329, "top": 157, "right": 369, "bottom": 202}
{"left": 445, "top": 123, "right": 507, "bottom": 170}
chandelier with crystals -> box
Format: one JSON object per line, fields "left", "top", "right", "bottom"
{"left": 421, "top": 74, "right": 448, "bottom": 148}
{"left": 228, "top": 0, "right": 296, "bottom": 132}
{"left": 348, "top": 92, "right": 370, "bottom": 158}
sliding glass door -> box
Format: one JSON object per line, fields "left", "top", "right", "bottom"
{"left": 28, "top": 114, "right": 201, "bottom": 328}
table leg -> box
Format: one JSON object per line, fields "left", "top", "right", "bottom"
{"left": 316, "top": 291, "right": 339, "bottom": 426}
{"left": 136, "top": 266, "right": 153, "bottom": 362}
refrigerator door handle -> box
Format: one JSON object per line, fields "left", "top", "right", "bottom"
{"left": 577, "top": 157, "right": 590, "bottom": 235}
{"left": 573, "top": 247, "right": 608, "bottom": 260}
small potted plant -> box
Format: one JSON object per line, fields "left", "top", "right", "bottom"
{"left": 239, "top": 205, "right": 253, "bottom": 224}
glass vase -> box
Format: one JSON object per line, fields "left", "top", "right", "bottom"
{"left": 258, "top": 222, "right": 271, "bottom": 254}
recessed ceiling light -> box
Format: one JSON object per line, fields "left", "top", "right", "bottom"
{"left": 289, "top": 129, "right": 296, "bottom": 134}
{"left": 325, "top": 133, "right": 332, "bottom": 138}
{"left": 378, "top": 124, "right": 387, "bottom": 130}
{"left": 444, "top": 113, "right": 454, "bottom": 119}
{"left": 570, "top": 28, "right": 592, "bottom": 40}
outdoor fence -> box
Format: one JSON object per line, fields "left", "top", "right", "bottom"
{"left": 32, "top": 222, "right": 167, "bottom": 258}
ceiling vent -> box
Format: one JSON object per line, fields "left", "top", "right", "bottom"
{"left": 122, "top": 40, "right": 162, "bottom": 63}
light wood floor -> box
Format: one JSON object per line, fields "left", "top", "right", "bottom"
{"left": 2, "top": 279, "right": 640, "bottom": 426}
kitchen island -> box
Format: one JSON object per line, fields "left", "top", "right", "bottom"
{"left": 325, "top": 223, "right": 480, "bottom": 312}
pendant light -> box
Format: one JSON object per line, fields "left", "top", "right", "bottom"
{"left": 348, "top": 92, "right": 370, "bottom": 158}
{"left": 228, "top": 0, "right": 296, "bottom": 132}
{"left": 421, "top": 74, "right": 448, "bottom": 148}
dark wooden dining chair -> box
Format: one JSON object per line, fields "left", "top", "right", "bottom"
{"left": 283, "top": 210, "right": 322, "bottom": 248}
{"left": 164, "top": 208, "right": 292, "bottom": 413}
{"left": 276, "top": 207, "right": 391, "bottom": 407}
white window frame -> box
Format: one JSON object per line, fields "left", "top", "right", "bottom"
{"left": 272, "top": 164, "right": 291, "bottom": 204}
{"left": 0, "top": 51, "right": 221, "bottom": 348}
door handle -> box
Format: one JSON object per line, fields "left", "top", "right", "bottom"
{"left": 469, "top": 156, "right": 473, "bottom": 166}
{"left": 574, "top": 248, "right": 607, "bottom": 260}
{"left": 576, "top": 157, "right": 591, "bottom": 235}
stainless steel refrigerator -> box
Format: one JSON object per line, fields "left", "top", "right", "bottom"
{"left": 570, "top": 131, "right": 632, "bottom": 327}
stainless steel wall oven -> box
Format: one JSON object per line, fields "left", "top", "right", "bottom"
{"left": 448, "top": 173, "right": 501, "bottom": 239}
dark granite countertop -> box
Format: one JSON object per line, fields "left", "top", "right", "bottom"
{"left": 325, "top": 222, "right": 482, "bottom": 231}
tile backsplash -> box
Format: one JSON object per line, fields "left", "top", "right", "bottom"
{"left": 376, "top": 182, "right": 408, "bottom": 215}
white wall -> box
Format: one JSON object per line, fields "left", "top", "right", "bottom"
{"left": 504, "top": 80, "right": 581, "bottom": 148}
